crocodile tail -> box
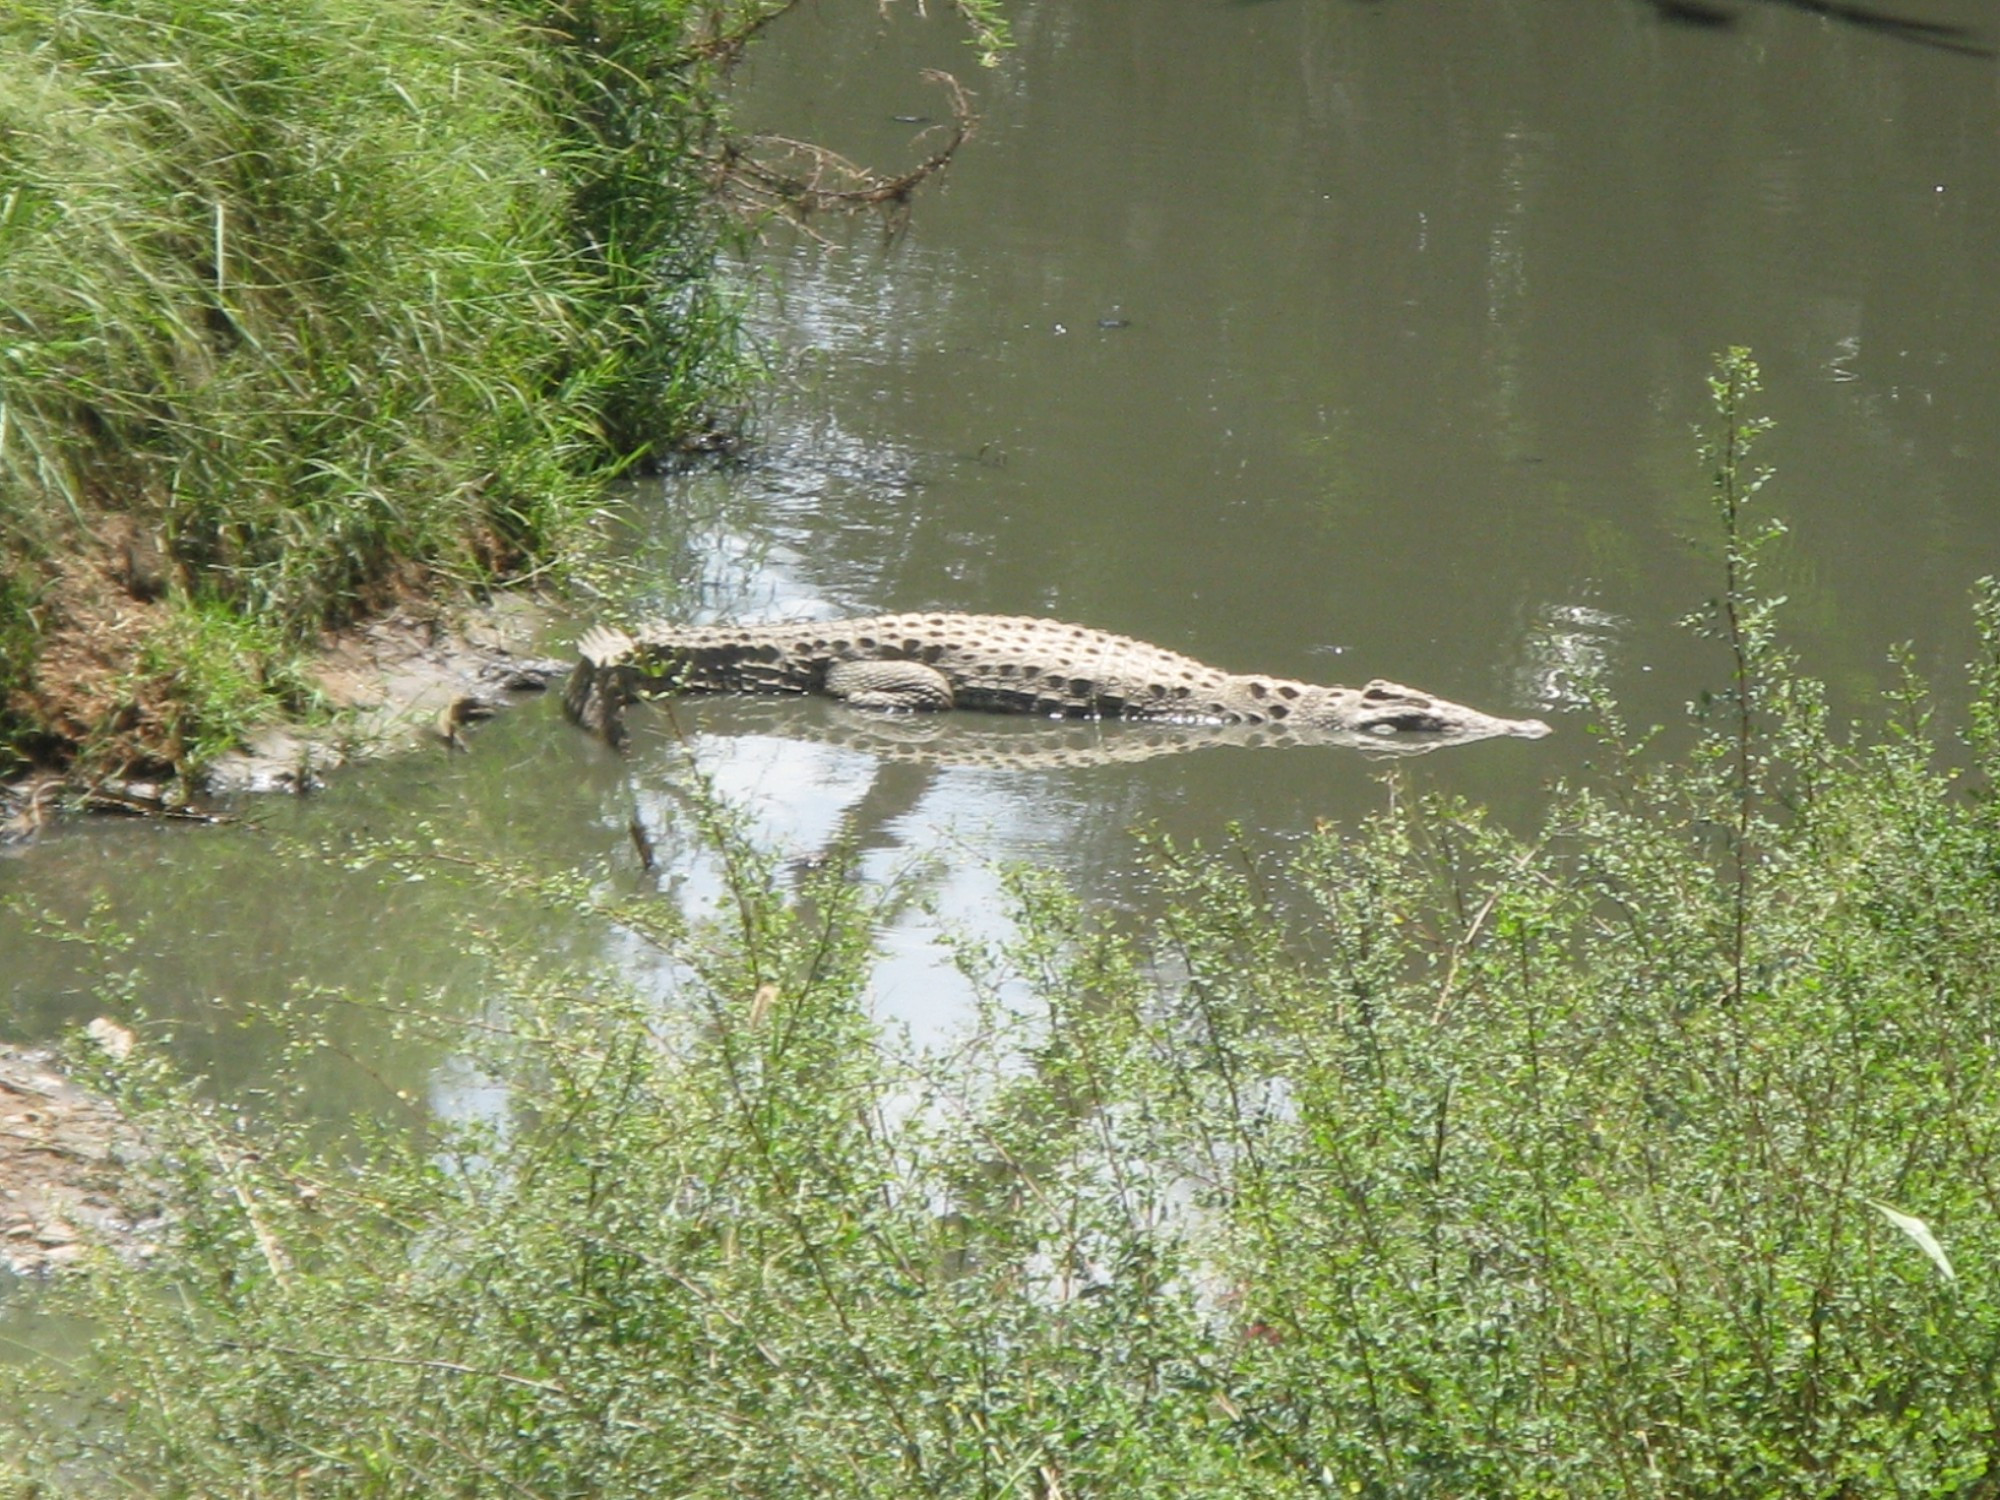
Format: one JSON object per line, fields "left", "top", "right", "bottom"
{"left": 563, "top": 625, "right": 641, "bottom": 748}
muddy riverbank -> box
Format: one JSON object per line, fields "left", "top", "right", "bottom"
{"left": 4, "top": 592, "right": 571, "bottom": 839}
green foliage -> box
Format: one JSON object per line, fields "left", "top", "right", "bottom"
{"left": 943, "top": 0, "right": 1012, "bottom": 68}
{"left": 0, "top": 569, "right": 37, "bottom": 772}
{"left": 0, "top": 0, "right": 769, "bottom": 764}
{"left": 12, "top": 357, "right": 2000, "bottom": 1495}
{"left": 3, "top": 809, "right": 1294, "bottom": 1497}
{"left": 476, "top": 0, "right": 763, "bottom": 460}
{"left": 131, "top": 596, "right": 313, "bottom": 775}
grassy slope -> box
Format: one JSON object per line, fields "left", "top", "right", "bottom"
{"left": 0, "top": 0, "right": 751, "bottom": 776}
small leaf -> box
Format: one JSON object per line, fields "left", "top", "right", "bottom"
{"left": 1866, "top": 1199, "right": 1956, "bottom": 1283}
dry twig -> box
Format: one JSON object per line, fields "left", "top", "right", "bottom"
{"left": 709, "top": 70, "right": 975, "bottom": 233}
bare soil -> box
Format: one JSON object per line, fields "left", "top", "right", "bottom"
{"left": 7, "top": 517, "right": 169, "bottom": 766}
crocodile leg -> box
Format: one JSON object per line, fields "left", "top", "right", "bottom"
{"left": 825, "top": 660, "right": 956, "bottom": 711}
{"left": 565, "top": 626, "right": 642, "bottom": 748}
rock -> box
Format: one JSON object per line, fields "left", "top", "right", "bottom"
{"left": 0, "top": 1041, "right": 160, "bottom": 1278}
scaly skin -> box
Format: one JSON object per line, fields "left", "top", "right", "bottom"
{"left": 563, "top": 612, "right": 1551, "bottom": 749}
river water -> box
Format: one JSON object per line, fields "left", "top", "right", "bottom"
{"left": 4, "top": 0, "right": 1998, "bottom": 1119}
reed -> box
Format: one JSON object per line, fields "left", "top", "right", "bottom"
{"left": 0, "top": 0, "right": 756, "bottom": 772}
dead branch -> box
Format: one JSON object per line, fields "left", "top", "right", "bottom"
{"left": 708, "top": 70, "right": 975, "bottom": 231}
{"left": 678, "top": 0, "right": 810, "bottom": 69}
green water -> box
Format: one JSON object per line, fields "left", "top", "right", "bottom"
{"left": 5, "top": 0, "right": 1998, "bottom": 1112}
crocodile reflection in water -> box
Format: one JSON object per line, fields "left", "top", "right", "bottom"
{"left": 564, "top": 611, "right": 1550, "bottom": 757}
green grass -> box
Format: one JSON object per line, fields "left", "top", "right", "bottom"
{"left": 6, "top": 358, "right": 2000, "bottom": 1495}
{"left": 0, "top": 0, "right": 765, "bottom": 775}
{"left": 129, "top": 596, "right": 311, "bottom": 772}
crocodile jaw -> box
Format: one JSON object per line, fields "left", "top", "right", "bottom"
{"left": 1298, "top": 681, "right": 1552, "bottom": 741}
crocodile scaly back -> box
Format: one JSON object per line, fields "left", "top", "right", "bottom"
{"left": 563, "top": 611, "right": 1551, "bottom": 748}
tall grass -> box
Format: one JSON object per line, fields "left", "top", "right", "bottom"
{"left": 0, "top": 0, "right": 762, "bottom": 770}
{"left": 10, "top": 360, "right": 2000, "bottom": 1495}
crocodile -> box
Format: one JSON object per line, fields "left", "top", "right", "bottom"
{"left": 563, "top": 612, "right": 1551, "bottom": 751}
